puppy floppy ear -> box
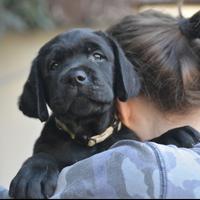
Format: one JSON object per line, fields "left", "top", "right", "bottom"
{"left": 19, "top": 58, "right": 49, "bottom": 122}
{"left": 97, "top": 31, "right": 141, "bottom": 101}
{"left": 111, "top": 38, "right": 141, "bottom": 101}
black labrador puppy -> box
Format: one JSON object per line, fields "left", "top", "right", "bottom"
{"left": 9, "top": 28, "right": 141, "bottom": 199}
{"left": 9, "top": 28, "right": 200, "bottom": 199}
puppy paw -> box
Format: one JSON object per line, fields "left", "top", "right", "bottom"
{"left": 9, "top": 154, "right": 59, "bottom": 199}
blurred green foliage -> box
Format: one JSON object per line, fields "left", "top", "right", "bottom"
{"left": 0, "top": 0, "right": 54, "bottom": 34}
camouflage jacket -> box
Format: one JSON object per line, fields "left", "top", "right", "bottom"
{"left": 1, "top": 127, "right": 200, "bottom": 199}
{"left": 51, "top": 138, "right": 200, "bottom": 198}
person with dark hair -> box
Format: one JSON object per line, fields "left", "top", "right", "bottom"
{"left": 1, "top": 10, "right": 200, "bottom": 199}
{"left": 107, "top": 10, "right": 200, "bottom": 143}
{"left": 48, "top": 10, "right": 200, "bottom": 198}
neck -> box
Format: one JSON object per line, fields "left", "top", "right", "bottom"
{"left": 55, "top": 108, "right": 115, "bottom": 140}
{"left": 142, "top": 111, "right": 200, "bottom": 141}
{"left": 55, "top": 116, "right": 120, "bottom": 147}
{"left": 119, "top": 96, "right": 200, "bottom": 141}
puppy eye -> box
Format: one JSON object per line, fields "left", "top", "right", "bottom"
{"left": 92, "top": 52, "right": 105, "bottom": 61}
{"left": 49, "top": 60, "right": 59, "bottom": 71}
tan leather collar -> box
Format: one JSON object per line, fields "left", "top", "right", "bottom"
{"left": 55, "top": 117, "right": 121, "bottom": 147}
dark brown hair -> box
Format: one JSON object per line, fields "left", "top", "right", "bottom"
{"left": 107, "top": 10, "right": 200, "bottom": 113}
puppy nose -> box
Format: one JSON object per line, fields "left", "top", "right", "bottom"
{"left": 62, "top": 70, "right": 88, "bottom": 85}
{"left": 74, "top": 71, "right": 87, "bottom": 83}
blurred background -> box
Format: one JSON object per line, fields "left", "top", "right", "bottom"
{"left": 1, "top": 0, "right": 200, "bottom": 188}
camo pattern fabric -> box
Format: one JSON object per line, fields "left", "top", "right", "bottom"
{"left": 50, "top": 140, "right": 200, "bottom": 199}
{"left": 0, "top": 186, "right": 10, "bottom": 199}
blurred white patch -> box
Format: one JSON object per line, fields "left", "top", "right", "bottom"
{"left": 194, "top": 186, "right": 200, "bottom": 198}
{"left": 168, "top": 150, "right": 200, "bottom": 188}
{"left": 122, "top": 158, "right": 148, "bottom": 198}
{"left": 152, "top": 169, "right": 160, "bottom": 198}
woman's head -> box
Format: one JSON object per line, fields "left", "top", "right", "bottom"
{"left": 108, "top": 10, "right": 200, "bottom": 114}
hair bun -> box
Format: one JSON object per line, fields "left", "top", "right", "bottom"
{"left": 179, "top": 10, "right": 200, "bottom": 39}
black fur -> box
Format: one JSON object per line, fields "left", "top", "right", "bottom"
{"left": 9, "top": 29, "right": 200, "bottom": 199}
{"left": 10, "top": 29, "right": 141, "bottom": 199}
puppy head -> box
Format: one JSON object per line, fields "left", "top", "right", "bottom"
{"left": 19, "top": 29, "right": 140, "bottom": 123}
